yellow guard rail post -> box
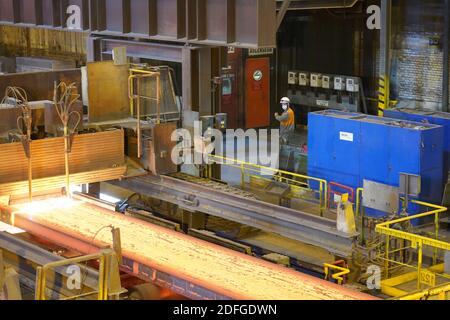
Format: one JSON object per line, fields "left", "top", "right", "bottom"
{"left": 394, "top": 282, "right": 450, "bottom": 300}
{"left": 35, "top": 249, "right": 124, "bottom": 301}
{"left": 375, "top": 200, "right": 449, "bottom": 292}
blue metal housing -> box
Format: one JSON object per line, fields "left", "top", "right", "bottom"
{"left": 308, "top": 110, "right": 444, "bottom": 218}
{"left": 384, "top": 108, "right": 450, "bottom": 186}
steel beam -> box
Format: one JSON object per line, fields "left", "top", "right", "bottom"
{"left": 276, "top": 0, "right": 292, "bottom": 30}
{"left": 111, "top": 175, "right": 357, "bottom": 257}
{"left": 182, "top": 47, "right": 194, "bottom": 111}
{"left": 0, "top": 232, "right": 99, "bottom": 297}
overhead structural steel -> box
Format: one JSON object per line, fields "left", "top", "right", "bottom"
{"left": 276, "top": 0, "right": 292, "bottom": 30}
{"left": 276, "top": 0, "right": 359, "bottom": 10}
{"left": 87, "top": 37, "right": 226, "bottom": 114}
{"left": 0, "top": 0, "right": 277, "bottom": 49}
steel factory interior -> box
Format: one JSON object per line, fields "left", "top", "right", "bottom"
{"left": 0, "top": 0, "right": 449, "bottom": 302}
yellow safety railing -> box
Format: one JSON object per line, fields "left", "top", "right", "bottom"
{"left": 324, "top": 260, "right": 350, "bottom": 285}
{"left": 394, "top": 282, "right": 450, "bottom": 300}
{"left": 35, "top": 249, "right": 124, "bottom": 300}
{"left": 128, "top": 67, "right": 161, "bottom": 158}
{"left": 207, "top": 154, "right": 328, "bottom": 216}
{"left": 374, "top": 201, "right": 449, "bottom": 292}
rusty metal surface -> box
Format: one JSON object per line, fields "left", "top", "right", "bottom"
{"left": 0, "top": 99, "right": 83, "bottom": 139}
{"left": 0, "top": 130, "right": 125, "bottom": 194}
{"left": 0, "top": 106, "right": 21, "bottom": 134}
{"left": 146, "top": 123, "right": 178, "bottom": 175}
{"left": 44, "top": 100, "right": 84, "bottom": 136}
{"left": 235, "top": 0, "right": 277, "bottom": 47}
{"left": 136, "top": 68, "right": 179, "bottom": 120}
{"left": 6, "top": 197, "right": 377, "bottom": 300}
{"left": 92, "top": 0, "right": 276, "bottom": 48}
{"left": 101, "top": 38, "right": 184, "bottom": 63}
{"left": 0, "top": 70, "right": 82, "bottom": 102}
{"left": 87, "top": 61, "right": 130, "bottom": 122}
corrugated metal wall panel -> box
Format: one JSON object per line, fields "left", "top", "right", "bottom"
{"left": 0, "top": 130, "right": 125, "bottom": 184}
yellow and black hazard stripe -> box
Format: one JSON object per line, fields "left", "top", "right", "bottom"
{"left": 378, "top": 75, "right": 390, "bottom": 116}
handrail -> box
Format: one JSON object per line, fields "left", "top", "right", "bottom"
{"left": 324, "top": 260, "right": 350, "bottom": 285}
{"left": 128, "top": 68, "right": 161, "bottom": 158}
{"left": 395, "top": 282, "right": 450, "bottom": 300}
{"left": 328, "top": 182, "right": 354, "bottom": 209}
{"left": 35, "top": 249, "right": 123, "bottom": 301}
{"left": 375, "top": 201, "right": 448, "bottom": 249}
{"left": 208, "top": 154, "right": 329, "bottom": 215}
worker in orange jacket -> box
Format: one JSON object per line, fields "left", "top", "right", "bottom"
{"left": 275, "top": 97, "right": 295, "bottom": 145}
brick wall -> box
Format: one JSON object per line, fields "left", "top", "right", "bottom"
{"left": 391, "top": 0, "right": 447, "bottom": 110}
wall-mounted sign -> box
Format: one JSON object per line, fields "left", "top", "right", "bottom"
{"left": 340, "top": 132, "right": 354, "bottom": 142}
{"left": 317, "top": 100, "right": 330, "bottom": 107}
{"left": 248, "top": 48, "right": 274, "bottom": 56}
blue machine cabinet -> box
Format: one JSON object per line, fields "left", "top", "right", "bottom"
{"left": 384, "top": 108, "right": 450, "bottom": 186}
{"left": 308, "top": 110, "right": 444, "bottom": 218}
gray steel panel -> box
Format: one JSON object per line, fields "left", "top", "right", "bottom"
{"left": 363, "top": 180, "right": 399, "bottom": 215}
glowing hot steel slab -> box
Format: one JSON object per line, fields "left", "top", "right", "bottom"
{"left": 9, "top": 197, "right": 376, "bottom": 300}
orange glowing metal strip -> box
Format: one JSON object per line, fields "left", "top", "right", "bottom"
{"left": 8, "top": 197, "right": 377, "bottom": 300}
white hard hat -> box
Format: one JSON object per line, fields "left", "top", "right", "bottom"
{"left": 280, "top": 97, "right": 290, "bottom": 104}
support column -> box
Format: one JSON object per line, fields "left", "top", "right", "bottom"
{"left": 86, "top": 36, "right": 103, "bottom": 62}
{"left": 378, "top": 0, "right": 392, "bottom": 116}
{"left": 198, "top": 47, "right": 212, "bottom": 116}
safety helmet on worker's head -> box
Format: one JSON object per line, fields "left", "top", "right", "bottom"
{"left": 280, "top": 97, "right": 291, "bottom": 104}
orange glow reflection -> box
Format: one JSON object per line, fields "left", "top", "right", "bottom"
{"left": 14, "top": 197, "right": 80, "bottom": 218}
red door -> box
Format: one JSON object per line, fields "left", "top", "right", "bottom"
{"left": 245, "top": 57, "right": 270, "bottom": 128}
